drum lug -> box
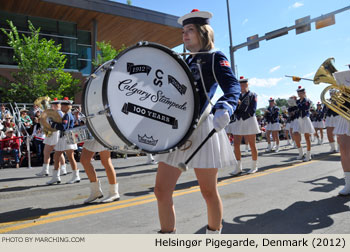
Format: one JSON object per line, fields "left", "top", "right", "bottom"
{"left": 98, "top": 106, "right": 111, "bottom": 117}
{"left": 85, "top": 114, "right": 95, "bottom": 119}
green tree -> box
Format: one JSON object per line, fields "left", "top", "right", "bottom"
{"left": 0, "top": 20, "right": 80, "bottom": 103}
{"left": 92, "top": 41, "right": 126, "bottom": 68}
{"left": 127, "top": 0, "right": 132, "bottom": 5}
{"left": 275, "top": 98, "right": 288, "bottom": 108}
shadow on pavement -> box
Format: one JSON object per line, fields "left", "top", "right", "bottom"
{"left": 0, "top": 204, "right": 85, "bottom": 224}
{"left": 194, "top": 196, "right": 350, "bottom": 234}
{"left": 223, "top": 196, "right": 350, "bottom": 234}
{"left": 300, "top": 176, "right": 344, "bottom": 193}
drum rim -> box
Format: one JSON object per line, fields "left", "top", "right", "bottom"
{"left": 102, "top": 41, "right": 200, "bottom": 154}
{"left": 82, "top": 61, "right": 114, "bottom": 150}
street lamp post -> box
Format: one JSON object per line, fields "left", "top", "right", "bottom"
{"left": 226, "top": 0, "right": 236, "bottom": 75}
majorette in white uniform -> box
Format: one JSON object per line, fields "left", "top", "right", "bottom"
{"left": 292, "top": 86, "right": 315, "bottom": 162}
{"left": 225, "top": 76, "right": 260, "bottom": 174}
{"left": 157, "top": 14, "right": 241, "bottom": 169}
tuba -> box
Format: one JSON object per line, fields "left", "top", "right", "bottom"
{"left": 34, "top": 97, "right": 62, "bottom": 137}
{"left": 313, "top": 58, "right": 350, "bottom": 121}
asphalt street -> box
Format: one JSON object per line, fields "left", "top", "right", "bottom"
{"left": 0, "top": 139, "right": 349, "bottom": 234}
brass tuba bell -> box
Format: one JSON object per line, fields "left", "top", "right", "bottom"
{"left": 314, "top": 58, "right": 350, "bottom": 121}
{"left": 34, "top": 96, "right": 62, "bottom": 136}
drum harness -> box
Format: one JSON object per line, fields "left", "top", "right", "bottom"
{"left": 179, "top": 51, "right": 222, "bottom": 151}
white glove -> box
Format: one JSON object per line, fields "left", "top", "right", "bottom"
{"left": 213, "top": 109, "right": 230, "bottom": 132}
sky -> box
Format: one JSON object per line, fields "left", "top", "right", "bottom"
{"left": 113, "top": 0, "right": 350, "bottom": 109}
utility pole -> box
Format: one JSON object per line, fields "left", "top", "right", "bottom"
{"left": 226, "top": 0, "right": 236, "bottom": 75}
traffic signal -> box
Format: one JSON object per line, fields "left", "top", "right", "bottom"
{"left": 292, "top": 76, "right": 301, "bottom": 82}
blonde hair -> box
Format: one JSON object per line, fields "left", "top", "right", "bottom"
{"left": 195, "top": 24, "right": 215, "bottom": 51}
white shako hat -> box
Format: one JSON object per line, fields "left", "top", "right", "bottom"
{"left": 239, "top": 76, "right": 248, "bottom": 83}
{"left": 177, "top": 9, "right": 213, "bottom": 26}
{"left": 296, "top": 85, "right": 305, "bottom": 92}
{"left": 60, "top": 97, "right": 73, "bottom": 105}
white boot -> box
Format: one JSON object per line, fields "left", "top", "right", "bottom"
{"left": 271, "top": 142, "right": 276, "bottom": 151}
{"left": 329, "top": 142, "right": 336, "bottom": 153}
{"left": 84, "top": 181, "right": 103, "bottom": 204}
{"left": 206, "top": 226, "right": 222, "bottom": 234}
{"left": 292, "top": 141, "right": 297, "bottom": 148}
{"left": 101, "top": 183, "right": 120, "bottom": 203}
{"left": 336, "top": 143, "right": 340, "bottom": 153}
{"left": 339, "top": 172, "right": 350, "bottom": 196}
{"left": 296, "top": 147, "right": 304, "bottom": 160}
{"left": 286, "top": 140, "right": 291, "bottom": 146}
{"left": 317, "top": 138, "right": 321, "bottom": 145}
{"left": 274, "top": 145, "right": 280, "bottom": 153}
{"left": 303, "top": 151, "right": 312, "bottom": 162}
{"left": 230, "top": 160, "right": 242, "bottom": 176}
{"left": 67, "top": 170, "right": 80, "bottom": 184}
{"left": 266, "top": 143, "right": 272, "bottom": 152}
{"left": 36, "top": 163, "right": 49, "bottom": 177}
{"left": 248, "top": 160, "right": 258, "bottom": 174}
{"left": 320, "top": 138, "right": 323, "bottom": 144}
{"left": 60, "top": 164, "right": 67, "bottom": 175}
{"left": 46, "top": 169, "right": 61, "bottom": 185}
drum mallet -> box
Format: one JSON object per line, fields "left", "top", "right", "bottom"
{"left": 178, "top": 129, "right": 216, "bottom": 172}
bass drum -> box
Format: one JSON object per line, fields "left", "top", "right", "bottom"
{"left": 83, "top": 41, "right": 199, "bottom": 154}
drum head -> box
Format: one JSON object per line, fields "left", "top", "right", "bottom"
{"left": 103, "top": 42, "right": 199, "bottom": 153}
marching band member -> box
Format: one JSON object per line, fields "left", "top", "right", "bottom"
{"left": 324, "top": 89, "right": 340, "bottom": 152}
{"left": 313, "top": 102, "right": 325, "bottom": 145}
{"left": 264, "top": 98, "right": 281, "bottom": 152}
{"left": 154, "top": 9, "right": 240, "bottom": 234}
{"left": 281, "top": 109, "right": 292, "bottom": 146}
{"left": 46, "top": 97, "right": 79, "bottom": 185}
{"left": 292, "top": 86, "right": 315, "bottom": 161}
{"left": 332, "top": 70, "right": 350, "bottom": 196}
{"left": 36, "top": 98, "right": 67, "bottom": 177}
{"left": 287, "top": 96, "right": 298, "bottom": 148}
{"left": 226, "top": 76, "right": 260, "bottom": 175}
{"left": 81, "top": 139, "right": 120, "bottom": 204}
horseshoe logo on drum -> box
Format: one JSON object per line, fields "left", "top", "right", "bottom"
{"left": 122, "top": 102, "right": 178, "bottom": 129}
{"left": 127, "top": 62, "right": 152, "bottom": 75}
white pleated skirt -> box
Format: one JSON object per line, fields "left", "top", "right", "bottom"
{"left": 325, "top": 115, "right": 340, "bottom": 128}
{"left": 333, "top": 116, "right": 350, "bottom": 136}
{"left": 156, "top": 114, "right": 236, "bottom": 169}
{"left": 285, "top": 122, "right": 291, "bottom": 130}
{"left": 83, "top": 139, "right": 108, "bottom": 153}
{"left": 312, "top": 121, "right": 325, "bottom": 129}
{"left": 225, "top": 116, "right": 261, "bottom": 135}
{"left": 43, "top": 131, "right": 60, "bottom": 146}
{"left": 54, "top": 136, "right": 78, "bottom": 151}
{"left": 293, "top": 117, "right": 315, "bottom": 134}
{"left": 265, "top": 122, "right": 281, "bottom": 131}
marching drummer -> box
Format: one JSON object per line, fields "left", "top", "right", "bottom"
{"left": 292, "top": 86, "right": 315, "bottom": 161}
{"left": 46, "top": 97, "right": 80, "bottom": 185}
{"left": 154, "top": 9, "right": 240, "bottom": 234}
{"left": 264, "top": 98, "right": 281, "bottom": 152}
{"left": 226, "top": 76, "right": 260, "bottom": 175}
{"left": 36, "top": 98, "right": 67, "bottom": 177}
{"left": 81, "top": 139, "right": 120, "bottom": 204}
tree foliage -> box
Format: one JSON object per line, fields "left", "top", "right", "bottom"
{"left": 92, "top": 41, "right": 126, "bottom": 68}
{"left": 0, "top": 20, "right": 80, "bottom": 103}
{"left": 275, "top": 98, "right": 288, "bottom": 108}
